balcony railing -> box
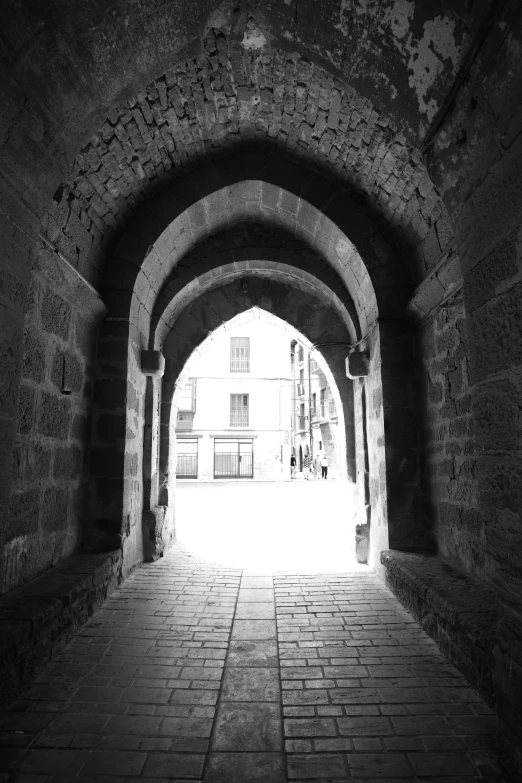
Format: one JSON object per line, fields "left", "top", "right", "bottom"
{"left": 230, "top": 357, "right": 250, "bottom": 373}
{"left": 176, "top": 453, "right": 198, "bottom": 478}
{"left": 176, "top": 411, "right": 195, "bottom": 431}
{"left": 230, "top": 411, "right": 249, "bottom": 427}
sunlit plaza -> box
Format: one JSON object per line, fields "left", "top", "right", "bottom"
{"left": 175, "top": 479, "right": 363, "bottom": 573}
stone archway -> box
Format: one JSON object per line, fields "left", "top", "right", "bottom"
{"left": 86, "top": 168, "right": 423, "bottom": 576}
{"left": 156, "top": 277, "right": 359, "bottom": 555}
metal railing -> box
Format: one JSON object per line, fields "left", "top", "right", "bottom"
{"left": 214, "top": 453, "right": 253, "bottom": 478}
{"left": 230, "top": 357, "right": 250, "bottom": 373}
{"left": 176, "top": 411, "right": 195, "bottom": 431}
{"left": 176, "top": 454, "right": 198, "bottom": 478}
{"left": 230, "top": 411, "right": 249, "bottom": 427}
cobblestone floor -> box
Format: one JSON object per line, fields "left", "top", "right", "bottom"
{"left": 1, "top": 544, "right": 504, "bottom": 782}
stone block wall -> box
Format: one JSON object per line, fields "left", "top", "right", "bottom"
{"left": 419, "top": 293, "right": 477, "bottom": 573}
{"left": 2, "top": 243, "right": 104, "bottom": 594}
{"left": 87, "top": 317, "right": 146, "bottom": 578}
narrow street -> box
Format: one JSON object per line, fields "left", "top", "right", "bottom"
{"left": 0, "top": 482, "right": 502, "bottom": 781}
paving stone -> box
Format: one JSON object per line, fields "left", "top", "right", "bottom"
{"left": 142, "top": 751, "right": 205, "bottom": 777}
{"left": 206, "top": 751, "right": 285, "bottom": 782}
{"left": 160, "top": 717, "right": 213, "bottom": 737}
{"left": 235, "top": 602, "right": 275, "bottom": 619}
{"left": 227, "top": 640, "right": 278, "bottom": 667}
{"left": 237, "top": 589, "right": 274, "bottom": 602}
{"left": 221, "top": 666, "right": 280, "bottom": 702}
{"left": 287, "top": 752, "right": 347, "bottom": 778}
{"left": 346, "top": 752, "right": 413, "bottom": 777}
{"left": 21, "top": 749, "right": 90, "bottom": 775}
{"left": 408, "top": 751, "right": 476, "bottom": 776}
{"left": 337, "top": 716, "right": 394, "bottom": 736}
{"left": 0, "top": 548, "right": 502, "bottom": 783}
{"left": 213, "top": 702, "right": 282, "bottom": 751}
{"left": 231, "top": 620, "right": 277, "bottom": 640}
{"left": 241, "top": 577, "right": 274, "bottom": 589}
{"left": 81, "top": 749, "right": 147, "bottom": 775}
{"left": 285, "top": 717, "right": 336, "bottom": 737}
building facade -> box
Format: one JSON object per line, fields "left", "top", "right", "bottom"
{"left": 290, "top": 342, "right": 341, "bottom": 477}
{"left": 174, "top": 310, "right": 293, "bottom": 482}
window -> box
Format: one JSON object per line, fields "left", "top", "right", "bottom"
{"left": 230, "top": 337, "right": 250, "bottom": 372}
{"left": 320, "top": 388, "right": 326, "bottom": 418}
{"left": 312, "top": 392, "right": 317, "bottom": 416}
{"left": 298, "top": 402, "right": 306, "bottom": 431}
{"left": 298, "top": 345, "right": 304, "bottom": 363}
{"left": 230, "top": 393, "right": 249, "bottom": 427}
{"left": 297, "top": 367, "right": 305, "bottom": 396}
{"left": 178, "top": 378, "right": 196, "bottom": 411}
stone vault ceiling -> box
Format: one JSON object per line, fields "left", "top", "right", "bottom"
{"left": 41, "top": 29, "right": 453, "bottom": 296}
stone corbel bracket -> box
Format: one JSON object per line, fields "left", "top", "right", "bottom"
{"left": 346, "top": 349, "right": 370, "bottom": 378}
{"left": 406, "top": 243, "right": 462, "bottom": 323}
{"left": 141, "top": 350, "right": 165, "bottom": 378}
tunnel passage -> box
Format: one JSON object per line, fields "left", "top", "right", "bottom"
{"left": 87, "top": 171, "right": 430, "bottom": 588}
{"left": 2, "top": 3, "right": 522, "bottom": 775}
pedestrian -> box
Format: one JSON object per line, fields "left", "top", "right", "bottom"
{"left": 321, "top": 454, "right": 329, "bottom": 479}
{"left": 290, "top": 453, "right": 296, "bottom": 479}
{"left": 303, "top": 453, "right": 310, "bottom": 479}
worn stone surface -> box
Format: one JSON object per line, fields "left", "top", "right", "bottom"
{"left": 381, "top": 550, "right": 500, "bottom": 705}
{"left": 0, "top": 551, "right": 121, "bottom": 709}
{"left": 0, "top": 544, "right": 505, "bottom": 782}
{"left": 2, "top": 247, "right": 103, "bottom": 596}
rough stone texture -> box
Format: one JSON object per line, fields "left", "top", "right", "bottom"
{"left": 419, "top": 294, "right": 479, "bottom": 574}
{"left": 382, "top": 550, "right": 499, "bottom": 706}
{"left": 381, "top": 549, "right": 522, "bottom": 780}
{"left": 0, "top": 551, "right": 121, "bottom": 709}
{"left": 0, "top": 0, "right": 521, "bottom": 776}
{"left": 2, "top": 246, "right": 105, "bottom": 595}
{"left": 42, "top": 31, "right": 452, "bottom": 293}
{"left": 0, "top": 543, "right": 504, "bottom": 783}
{"left": 276, "top": 566, "right": 501, "bottom": 781}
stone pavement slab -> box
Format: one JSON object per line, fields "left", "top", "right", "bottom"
{"left": 274, "top": 572, "right": 504, "bottom": 781}
{"left": 0, "top": 546, "right": 506, "bottom": 783}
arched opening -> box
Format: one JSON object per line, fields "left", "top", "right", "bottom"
{"left": 82, "top": 161, "right": 405, "bottom": 574}
{"left": 2, "top": 5, "right": 521, "bottom": 775}
{"left": 168, "top": 307, "right": 358, "bottom": 572}
{"left": 83, "top": 165, "right": 430, "bottom": 578}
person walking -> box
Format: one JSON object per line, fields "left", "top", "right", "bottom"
{"left": 303, "top": 453, "right": 310, "bottom": 480}
{"left": 321, "top": 454, "right": 329, "bottom": 479}
{"left": 290, "top": 453, "right": 296, "bottom": 479}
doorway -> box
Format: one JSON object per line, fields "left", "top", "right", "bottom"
{"left": 214, "top": 438, "right": 254, "bottom": 478}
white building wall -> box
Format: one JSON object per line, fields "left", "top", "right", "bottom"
{"left": 175, "top": 310, "right": 293, "bottom": 481}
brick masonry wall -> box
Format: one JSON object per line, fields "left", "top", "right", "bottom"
{"left": 420, "top": 293, "right": 476, "bottom": 572}
{"left": 2, "top": 244, "right": 103, "bottom": 594}
{"left": 40, "top": 31, "right": 453, "bottom": 294}
{"left": 420, "top": 202, "right": 522, "bottom": 602}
